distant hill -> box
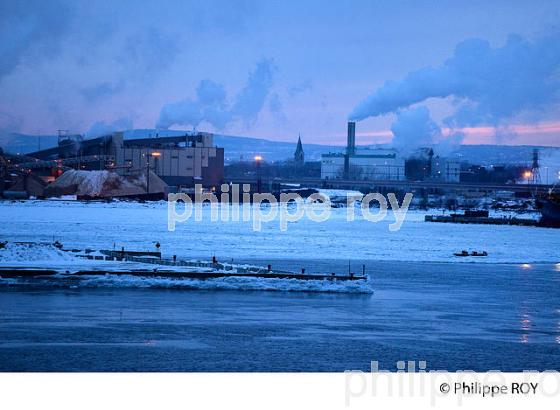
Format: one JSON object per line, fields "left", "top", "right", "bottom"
{"left": 213, "top": 135, "right": 341, "bottom": 163}
{"left": 0, "top": 129, "right": 340, "bottom": 163}
{"left": 1, "top": 129, "right": 559, "bottom": 167}
{"left": 446, "top": 144, "right": 560, "bottom": 169}
{"left": 0, "top": 132, "right": 58, "bottom": 154}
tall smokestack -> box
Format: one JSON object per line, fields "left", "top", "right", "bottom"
{"left": 347, "top": 121, "right": 356, "bottom": 155}
{"left": 344, "top": 121, "right": 355, "bottom": 179}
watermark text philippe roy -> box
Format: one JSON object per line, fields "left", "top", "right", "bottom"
{"left": 168, "top": 183, "right": 413, "bottom": 232}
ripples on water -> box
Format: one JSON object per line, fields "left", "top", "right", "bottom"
{"left": 0, "top": 259, "right": 559, "bottom": 371}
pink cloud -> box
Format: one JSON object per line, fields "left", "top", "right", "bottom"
{"left": 347, "top": 122, "right": 560, "bottom": 146}
{"left": 449, "top": 122, "right": 560, "bottom": 146}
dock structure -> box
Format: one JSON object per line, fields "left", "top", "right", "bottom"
{"left": 0, "top": 245, "right": 367, "bottom": 282}
{"left": 0, "top": 267, "right": 363, "bottom": 281}
{"left": 91, "top": 250, "right": 365, "bottom": 281}
{"left": 424, "top": 214, "right": 539, "bottom": 227}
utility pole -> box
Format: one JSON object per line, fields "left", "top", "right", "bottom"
{"left": 531, "top": 149, "right": 541, "bottom": 185}
{"left": 146, "top": 151, "right": 161, "bottom": 195}
{"left": 254, "top": 155, "right": 263, "bottom": 193}
{"left": 146, "top": 158, "right": 150, "bottom": 194}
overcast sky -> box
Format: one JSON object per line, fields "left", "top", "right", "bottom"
{"left": 1, "top": 0, "right": 559, "bottom": 146}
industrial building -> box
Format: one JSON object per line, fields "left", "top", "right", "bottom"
{"left": 18, "top": 131, "right": 224, "bottom": 189}
{"left": 321, "top": 122, "right": 405, "bottom": 181}
{"left": 431, "top": 156, "right": 461, "bottom": 182}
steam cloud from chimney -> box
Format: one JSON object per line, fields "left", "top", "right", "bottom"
{"left": 87, "top": 117, "right": 134, "bottom": 138}
{"left": 156, "top": 59, "right": 276, "bottom": 130}
{"left": 349, "top": 31, "right": 560, "bottom": 149}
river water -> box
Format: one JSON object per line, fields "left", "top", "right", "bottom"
{"left": 1, "top": 259, "right": 559, "bottom": 371}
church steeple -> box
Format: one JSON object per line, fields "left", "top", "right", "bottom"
{"left": 294, "top": 134, "right": 305, "bottom": 165}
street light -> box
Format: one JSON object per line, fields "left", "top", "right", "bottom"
{"left": 254, "top": 155, "right": 263, "bottom": 193}
{"left": 147, "top": 151, "right": 162, "bottom": 194}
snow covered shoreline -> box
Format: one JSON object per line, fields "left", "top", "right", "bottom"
{"left": 0, "top": 199, "right": 558, "bottom": 264}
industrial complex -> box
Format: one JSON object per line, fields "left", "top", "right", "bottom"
{"left": 0, "top": 131, "right": 224, "bottom": 199}
{"left": 320, "top": 122, "right": 461, "bottom": 182}
{"left": 321, "top": 122, "right": 405, "bottom": 180}
{"left": 27, "top": 131, "right": 223, "bottom": 187}
{"left": 0, "top": 121, "right": 556, "bottom": 204}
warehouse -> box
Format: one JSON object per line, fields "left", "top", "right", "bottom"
{"left": 23, "top": 131, "right": 224, "bottom": 189}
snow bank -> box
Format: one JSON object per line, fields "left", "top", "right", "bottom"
{"left": 316, "top": 189, "right": 363, "bottom": 200}
{"left": 44, "top": 170, "right": 166, "bottom": 198}
{"left": 0, "top": 243, "right": 76, "bottom": 263}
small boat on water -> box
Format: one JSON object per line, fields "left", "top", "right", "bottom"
{"left": 454, "top": 250, "right": 488, "bottom": 257}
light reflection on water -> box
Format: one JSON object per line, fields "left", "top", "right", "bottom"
{"left": 520, "top": 312, "right": 531, "bottom": 344}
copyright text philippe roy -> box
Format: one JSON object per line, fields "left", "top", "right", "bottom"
{"left": 440, "top": 381, "right": 538, "bottom": 397}
{"left": 345, "top": 361, "right": 560, "bottom": 406}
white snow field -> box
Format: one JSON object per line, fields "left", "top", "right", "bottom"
{"left": 0, "top": 200, "right": 558, "bottom": 264}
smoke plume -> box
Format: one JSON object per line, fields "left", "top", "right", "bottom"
{"left": 350, "top": 32, "right": 560, "bottom": 128}
{"left": 390, "top": 107, "right": 441, "bottom": 152}
{"left": 390, "top": 106, "right": 464, "bottom": 155}
{"left": 87, "top": 117, "right": 133, "bottom": 138}
{"left": 156, "top": 59, "right": 276, "bottom": 129}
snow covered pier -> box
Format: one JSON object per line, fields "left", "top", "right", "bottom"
{"left": 0, "top": 244, "right": 368, "bottom": 282}
{"left": 0, "top": 266, "right": 366, "bottom": 281}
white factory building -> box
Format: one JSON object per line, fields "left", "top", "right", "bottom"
{"left": 321, "top": 148, "right": 405, "bottom": 180}
{"left": 321, "top": 122, "right": 405, "bottom": 181}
